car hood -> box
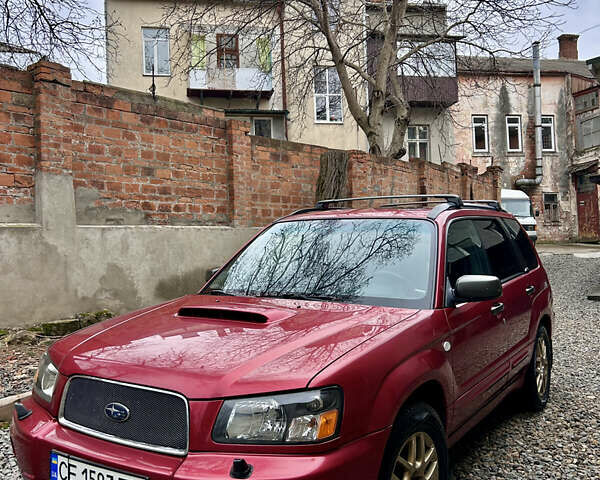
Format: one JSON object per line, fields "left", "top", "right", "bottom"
{"left": 53, "top": 295, "right": 418, "bottom": 398}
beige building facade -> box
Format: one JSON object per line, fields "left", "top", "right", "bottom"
{"left": 106, "top": 0, "right": 460, "bottom": 160}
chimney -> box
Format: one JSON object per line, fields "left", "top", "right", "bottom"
{"left": 558, "top": 34, "right": 579, "bottom": 60}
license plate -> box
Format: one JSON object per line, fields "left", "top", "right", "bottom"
{"left": 50, "top": 452, "right": 146, "bottom": 480}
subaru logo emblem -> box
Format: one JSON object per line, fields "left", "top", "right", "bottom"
{"left": 104, "top": 402, "right": 130, "bottom": 422}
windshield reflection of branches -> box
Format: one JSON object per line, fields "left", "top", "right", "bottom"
{"left": 220, "top": 220, "right": 420, "bottom": 298}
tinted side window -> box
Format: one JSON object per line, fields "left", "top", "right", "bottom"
{"left": 472, "top": 219, "right": 522, "bottom": 280}
{"left": 446, "top": 219, "right": 492, "bottom": 288}
{"left": 503, "top": 218, "right": 538, "bottom": 271}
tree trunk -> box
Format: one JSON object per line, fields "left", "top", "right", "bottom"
{"left": 315, "top": 150, "right": 350, "bottom": 201}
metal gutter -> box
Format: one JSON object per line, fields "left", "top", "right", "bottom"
{"left": 516, "top": 41, "right": 543, "bottom": 188}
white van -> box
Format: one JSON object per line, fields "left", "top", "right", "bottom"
{"left": 501, "top": 189, "right": 537, "bottom": 244}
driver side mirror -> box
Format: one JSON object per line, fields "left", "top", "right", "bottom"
{"left": 454, "top": 275, "right": 502, "bottom": 302}
{"left": 205, "top": 266, "right": 221, "bottom": 282}
{"left": 535, "top": 209, "right": 540, "bottom": 217}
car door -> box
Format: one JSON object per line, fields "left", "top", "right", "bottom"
{"left": 500, "top": 217, "right": 542, "bottom": 374}
{"left": 444, "top": 218, "right": 509, "bottom": 429}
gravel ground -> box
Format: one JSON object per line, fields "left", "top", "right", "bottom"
{"left": 0, "top": 344, "right": 46, "bottom": 398}
{"left": 1, "top": 254, "right": 599, "bottom": 479}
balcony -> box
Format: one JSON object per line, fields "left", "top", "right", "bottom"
{"left": 188, "top": 68, "right": 273, "bottom": 99}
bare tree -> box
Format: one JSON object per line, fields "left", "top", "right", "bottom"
{"left": 0, "top": 0, "right": 117, "bottom": 77}
{"left": 157, "top": 0, "right": 574, "bottom": 158}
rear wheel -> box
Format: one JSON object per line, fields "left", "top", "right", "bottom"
{"left": 379, "top": 402, "right": 448, "bottom": 480}
{"left": 523, "top": 325, "right": 552, "bottom": 411}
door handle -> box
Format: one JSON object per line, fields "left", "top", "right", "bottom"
{"left": 526, "top": 285, "right": 535, "bottom": 296}
{"left": 491, "top": 303, "right": 504, "bottom": 316}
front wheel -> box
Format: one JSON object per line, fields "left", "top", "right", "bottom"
{"left": 523, "top": 325, "right": 552, "bottom": 411}
{"left": 379, "top": 402, "right": 448, "bottom": 480}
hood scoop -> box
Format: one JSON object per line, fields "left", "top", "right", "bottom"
{"left": 177, "top": 307, "right": 268, "bottom": 323}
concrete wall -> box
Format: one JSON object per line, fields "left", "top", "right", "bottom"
{"left": 0, "top": 173, "right": 257, "bottom": 327}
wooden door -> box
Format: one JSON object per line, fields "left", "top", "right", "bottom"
{"left": 576, "top": 173, "right": 600, "bottom": 242}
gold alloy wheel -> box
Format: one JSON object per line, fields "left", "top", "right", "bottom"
{"left": 535, "top": 336, "right": 549, "bottom": 397}
{"left": 392, "top": 431, "right": 439, "bottom": 480}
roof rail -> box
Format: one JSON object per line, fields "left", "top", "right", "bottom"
{"left": 317, "top": 194, "right": 464, "bottom": 209}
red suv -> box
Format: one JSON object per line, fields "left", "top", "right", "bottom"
{"left": 11, "top": 194, "right": 553, "bottom": 480}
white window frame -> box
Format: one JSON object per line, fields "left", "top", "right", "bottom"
{"left": 314, "top": 67, "right": 343, "bottom": 124}
{"left": 505, "top": 115, "right": 523, "bottom": 152}
{"left": 252, "top": 118, "right": 273, "bottom": 138}
{"left": 142, "top": 27, "right": 171, "bottom": 76}
{"left": 472, "top": 115, "right": 489, "bottom": 153}
{"left": 541, "top": 115, "right": 556, "bottom": 152}
{"left": 581, "top": 115, "right": 600, "bottom": 150}
{"left": 407, "top": 125, "right": 430, "bottom": 161}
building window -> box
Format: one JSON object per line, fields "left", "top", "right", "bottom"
{"left": 543, "top": 192, "right": 559, "bottom": 224}
{"left": 408, "top": 125, "right": 429, "bottom": 161}
{"left": 575, "top": 90, "right": 598, "bottom": 112}
{"left": 190, "top": 33, "right": 206, "bottom": 69}
{"left": 472, "top": 115, "right": 489, "bottom": 152}
{"left": 506, "top": 115, "right": 522, "bottom": 152}
{"left": 143, "top": 28, "right": 170, "bottom": 76}
{"left": 217, "top": 34, "right": 239, "bottom": 68}
{"left": 398, "top": 41, "right": 456, "bottom": 78}
{"left": 581, "top": 116, "right": 600, "bottom": 150}
{"left": 253, "top": 118, "right": 272, "bottom": 138}
{"left": 541, "top": 116, "right": 555, "bottom": 151}
{"left": 314, "top": 67, "right": 343, "bottom": 123}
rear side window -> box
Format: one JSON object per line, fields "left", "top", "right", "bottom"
{"left": 446, "top": 219, "right": 492, "bottom": 289}
{"left": 472, "top": 219, "right": 522, "bottom": 281}
{"left": 503, "top": 218, "right": 538, "bottom": 271}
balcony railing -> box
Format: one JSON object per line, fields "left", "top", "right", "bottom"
{"left": 188, "top": 68, "right": 273, "bottom": 98}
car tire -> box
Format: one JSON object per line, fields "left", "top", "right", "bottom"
{"left": 523, "top": 325, "right": 552, "bottom": 411}
{"left": 378, "top": 402, "right": 449, "bottom": 480}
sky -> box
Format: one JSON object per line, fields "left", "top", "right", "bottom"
{"left": 71, "top": 0, "right": 600, "bottom": 83}
{"left": 548, "top": 0, "right": 600, "bottom": 60}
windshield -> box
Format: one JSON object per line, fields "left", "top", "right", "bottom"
{"left": 502, "top": 199, "right": 532, "bottom": 218}
{"left": 203, "top": 218, "right": 436, "bottom": 309}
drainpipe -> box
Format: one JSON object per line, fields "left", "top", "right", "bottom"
{"left": 516, "top": 41, "right": 543, "bottom": 187}
{"left": 278, "top": 0, "right": 288, "bottom": 140}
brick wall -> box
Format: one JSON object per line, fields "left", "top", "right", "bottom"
{"left": 0, "top": 66, "right": 35, "bottom": 218}
{"left": 0, "top": 60, "right": 500, "bottom": 227}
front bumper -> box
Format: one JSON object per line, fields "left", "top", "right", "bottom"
{"left": 10, "top": 397, "right": 390, "bottom": 480}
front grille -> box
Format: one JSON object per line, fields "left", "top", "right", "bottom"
{"left": 60, "top": 376, "right": 188, "bottom": 455}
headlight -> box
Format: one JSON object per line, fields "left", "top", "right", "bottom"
{"left": 33, "top": 351, "right": 59, "bottom": 403}
{"left": 213, "top": 387, "right": 342, "bottom": 444}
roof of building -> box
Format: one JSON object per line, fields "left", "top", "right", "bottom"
{"left": 0, "top": 42, "right": 38, "bottom": 55}
{"left": 457, "top": 55, "right": 595, "bottom": 79}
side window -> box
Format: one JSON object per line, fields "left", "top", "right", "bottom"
{"left": 446, "top": 219, "right": 492, "bottom": 289}
{"left": 503, "top": 218, "right": 538, "bottom": 271}
{"left": 472, "top": 219, "right": 522, "bottom": 281}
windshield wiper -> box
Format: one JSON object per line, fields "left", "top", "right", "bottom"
{"left": 258, "top": 293, "right": 354, "bottom": 302}
{"left": 201, "top": 288, "right": 237, "bottom": 296}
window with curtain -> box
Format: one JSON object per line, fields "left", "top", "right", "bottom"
{"left": 142, "top": 28, "right": 170, "bottom": 75}
{"left": 256, "top": 37, "right": 272, "bottom": 72}
{"left": 190, "top": 34, "right": 206, "bottom": 69}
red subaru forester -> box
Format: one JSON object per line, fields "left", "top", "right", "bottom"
{"left": 11, "top": 194, "right": 553, "bottom": 480}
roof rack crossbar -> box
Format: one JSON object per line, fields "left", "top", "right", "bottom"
{"left": 463, "top": 200, "right": 502, "bottom": 211}
{"left": 380, "top": 200, "right": 451, "bottom": 208}
{"left": 317, "top": 194, "right": 464, "bottom": 209}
